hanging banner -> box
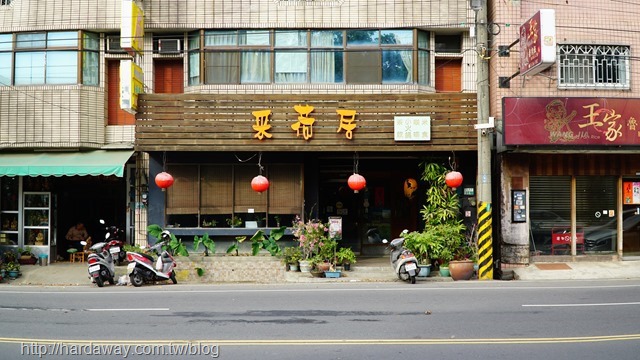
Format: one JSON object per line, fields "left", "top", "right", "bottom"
{"left": 120, "top": 0, "right": 144, "bottom": 56}
{"left": 328, "top": 216, "right": 342, "bottom": 241}
{"left": 120, "top": 60, "right": 144, "bottom": 114}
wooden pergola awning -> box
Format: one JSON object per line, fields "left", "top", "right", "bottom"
{"left": 135, "top": 93, "right": 477, "bottom": 152}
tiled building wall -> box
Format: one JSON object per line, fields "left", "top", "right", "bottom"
{"left": 0, "top": 87, "right": 104, "bottom": 148}
{"left": 489, "top": 0, "right": 640, "bottom": 118}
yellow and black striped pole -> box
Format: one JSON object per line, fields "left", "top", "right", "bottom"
{"left": 477, "top": 201, "right": 493, "bottom": 280}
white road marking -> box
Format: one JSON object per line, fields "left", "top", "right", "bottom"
{"left": 85, "top": 308, "right": 170, "bottom": 311}
{"left": 523, "top": 302, "right": 640, "bottom": 307}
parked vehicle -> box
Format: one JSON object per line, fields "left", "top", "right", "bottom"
{"left": 126, "top": 230, "right": 177, "bottom": 287}
{"left": 99, "top": 219, "right": 126, "bottom": 265}
{"left": 85, "top": 241, "right": 116, "bottom": 287}
{"left": 382, "top": 237, "right": 419, "bottom": 284}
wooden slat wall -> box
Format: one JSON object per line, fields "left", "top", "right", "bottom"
{"left": 530, "top": 154, "right": 640, "bottom": 176}
{"left": 135, "top": 93, "right": 477, "bottom": 152}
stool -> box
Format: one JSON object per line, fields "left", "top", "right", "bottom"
{"left": 71, "top": 251, "right": 84, "bottom": 263}
{"left": 67, "top": 248, "right": 80, "bottom": 263}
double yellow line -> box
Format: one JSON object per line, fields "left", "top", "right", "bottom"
{"left": 1, "top": 334, "right": 639, "bottom": 345}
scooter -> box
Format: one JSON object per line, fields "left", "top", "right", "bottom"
{"left": 85, "top": 241, "right": 116, "bottom": 287}
{"left": 382, "top": 237, "right": 420, "bottom": 284}
{"left": 99, "top": 219, "right": 126, "bottom": 265}
{"left": 126, "top": 230, "right": 177, "bottom": 287}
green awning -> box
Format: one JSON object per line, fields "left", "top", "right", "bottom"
{"left": 0, "top": 150, "right": 134, "bottom": 177}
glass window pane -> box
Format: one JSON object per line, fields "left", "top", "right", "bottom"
{"left": 82, "top": 51, "right": 99, "bottom": 86}
{"left": 275, "top": 51, "right": 307, "bottom": 83}
{"left": 381, "top": 30, "right": 413, "bottom": 45}
{"left": 188, "top": 32, "right": 200, "bottom": 49}
{"left": 0, "top": 33, "right": 12, "bottom": 51}
{"left": 83, "top": 32, "right": 99, "bottom": 51}
{"left": 239, "top": 30, "right": 270, "bottom": 46}
{"left": 47, "top": 31, "right": 78, "bottom": 47}
{"left": 275, "top": 30, "right": 307, "bottom": 47}
{"left": 346, "top": 30, "right": 379, "bottom": 46}
{"left": 16, "top": 33, "right": 46, "bottom": 49}
{"left": 311, "top": 31, "right": 343, "bottom": 47}
{"left": 205, "top": 30, "right": 237, "bottom": 46}
{"left": 14, "top": 52, "right": 45, "bottom": 85}
{"left": 46, "top": 51, "right": 77, "bottom": 84}
{"left": 418, "top": 49, "right": 429, "bottom": 85}
{"left": 241, "top": 51, "right": 270, "bottom": 83}
{"left": 382, "top": 50, "right": 412, "bottom": 83}
{"left": 0, "top": 53, "right": 11, "bottom": 85}
{"left": 346, "top": 51, "right": 380, "bottom": 83}
{"left": 188, "top": 51, "right": 200, "bottom": 85}
{"left": 435, "top": 34, "right": 462, "bottom": 52}
{"left": 418, "top": 31, "right": 429, "bottom": 49}
{"left": 311, "top": 51, "right": 343, "bottom": 83}
{"left": 205, "top": 51, "right": 239, "bottom": 84}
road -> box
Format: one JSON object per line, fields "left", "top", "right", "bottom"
{"left": 0, "top": 280, "right": 639, "bottom": 359}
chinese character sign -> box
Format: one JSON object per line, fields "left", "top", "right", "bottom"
{"left": 504, "top": 97, "right": 640, "bottom": 145}
{"left": 252, "top": 109, "right": 273, "bottom": 140}
{"left": 394, "top": 116, "right": 431, "bottom": 141}
{"left": 336, "top": 109, "right": 357, "bottom": 139}
{"left": 519, "top": 9, "right": 556, "bottom": 76}
{"left": 291, "top": 104, "right": 315, "bottom": 140}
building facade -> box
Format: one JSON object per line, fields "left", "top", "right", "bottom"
{"left": 489, "top": 0, "right": 640, "bottom": 265}
{"left": 1, "top": 0, "right": 481, "bottom": 260}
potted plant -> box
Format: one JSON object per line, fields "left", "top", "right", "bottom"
{"left": 281, "top": 246, "right": 302, "bottom": 271}
{"left": 226, "top": 215, "right": 242, "bottom": 228}
{"left": 291, "top": 216, "right": 329, "bottom": 273}
{"left": 5, "top": 261, "right": 20, "bottom": 278}
{"left": 405, "top": 162, "right": 468, "bottom": 279}
{"left": 18, "top": 247, "right": 37, "bottom": 265}
{"left": 335, "top": 247, "right": 356, "bottom": 271}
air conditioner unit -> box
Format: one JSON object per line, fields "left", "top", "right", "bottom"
{"left": 158, "top": 39, "right": 181, "bottom": 54}
{"left": 106, "top": 36, "right": 126, "bottom": 53}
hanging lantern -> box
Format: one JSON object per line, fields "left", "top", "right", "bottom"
{"left": 445, "top": 171, "right": 463, "bottom": 190}
{"left": 251, "top": 175, "right": 270, "bottom": 193}
{"left": 348, "top": 173, "right": 366, "bottom": 193}
{"left": 404, "top": 178, "right": 418, "bottom": 199}
{"left": 155, "top": 172, "right": 174, "bottom": 190}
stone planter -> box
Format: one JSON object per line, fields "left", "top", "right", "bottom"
{"left": 299, "top": 260, "right": 312, "bottom": 273}
{"left": 449, "top": 260, "right": 475, "bottom": 281}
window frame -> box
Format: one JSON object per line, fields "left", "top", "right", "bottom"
{"left": 558, "top": 44, "right": 630, "bottom": 90}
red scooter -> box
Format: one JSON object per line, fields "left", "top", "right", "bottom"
{"left": 126, "top": 230, "right": 177, "bottom": 287}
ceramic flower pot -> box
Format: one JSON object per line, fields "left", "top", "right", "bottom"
{"left": 299, "top": 260, "right": 312, "bottom": 273}
{"left": 449, "top": 260, "right": 475, "bottom": 281}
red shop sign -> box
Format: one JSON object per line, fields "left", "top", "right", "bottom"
{"left": 503, "top": 97, "right": 640, "bottom": 146}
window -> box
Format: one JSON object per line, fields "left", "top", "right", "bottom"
{"left": 3, "top": 31, "right": 99, "bottom": 86}
{"left": 191, "top": 29, "right": 422, "bottom": 86}
{"left": 165, "top": 164, "right": 303, "bottom": 228}
{"left": 435, "top": 34, "right": 462, "bottom": 53}
{"left": 0, "top": 0, "right": 13, "bottom": 5}
{"left": 558, "top": 44, "right": 630, "bottom": 89}
{"left": 203, "top": 30, "right": 271, "bottom": 84}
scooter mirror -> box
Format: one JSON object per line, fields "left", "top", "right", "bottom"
{"left": 99, "top": 219, "right": 106, "bottom": 225}
{"left": 80, "top": 241, "right": 87, "bottom": 246}
{"left": 105, "top": 233, "right": 110, "bottom": 240}
{"left": 382, "top": 239, "right": 389, "bottom": 244}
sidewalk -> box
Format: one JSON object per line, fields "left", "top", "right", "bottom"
{"left": 2, "top": 258, "right": 640, "bottom": 286}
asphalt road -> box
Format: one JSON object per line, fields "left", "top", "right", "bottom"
{"left": 0, "top": 280, "right": 639, "bottom": 359}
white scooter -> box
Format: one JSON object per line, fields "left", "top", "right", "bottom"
{"left": 126, "top": 230, "right": 177, "bottom": 287}
{"left": 382, "top": 238, "right": 420, "bottom": 284}
{"left": 85, "top": 241, "right": 116, "bottom": 287}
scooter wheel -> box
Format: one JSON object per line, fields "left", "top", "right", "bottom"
{"left": 170, "top": 270, "right": 177, "bottom": 284}
{"left": 95, "top": 277, "right": 104, "bottom": 287}
{"left": 108, "top": 276, "right": 115, "bottom": 285}
{"left": 130, "top": 272, "right": 144, "bottom": 287}
{"left": 410, "top": 275, "right": 416, "bottom": 284}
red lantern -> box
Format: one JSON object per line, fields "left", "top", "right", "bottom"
{"left": 445, "top": 171, "right": 463, "bottom": 189}
{"left": 251, "top": 175, "right": 270, "bottom": 193}
{"left": 155, "top": 172, "right": 174, "bottom": 190}
{"left": 348, "top": 173, "right": 366, "bottom": 193}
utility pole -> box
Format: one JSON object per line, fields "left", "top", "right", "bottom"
{"left": 473, "top": 0, "right": 493, "bottom": 280}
